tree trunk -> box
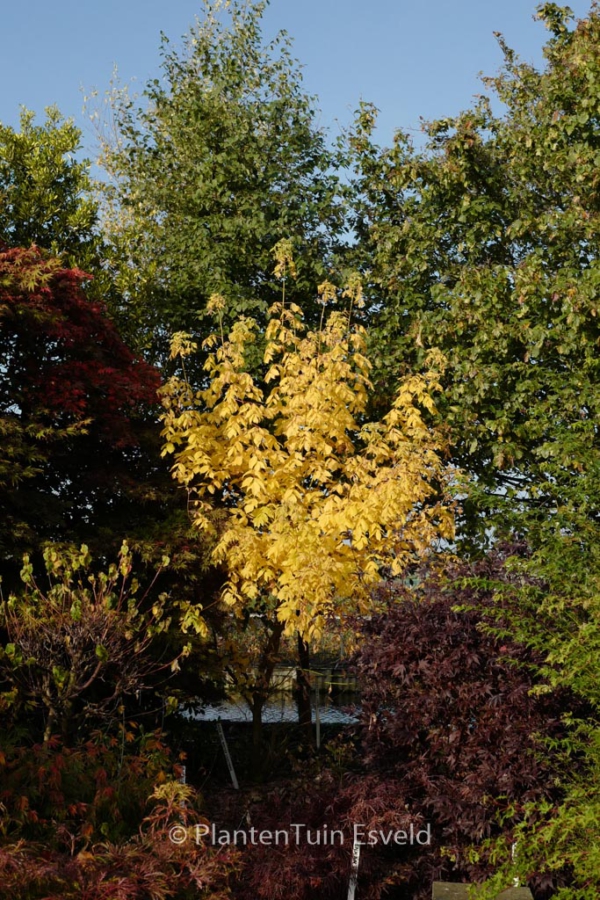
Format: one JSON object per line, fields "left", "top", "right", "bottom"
{"left": 296, "top": 632, "right": 312, "bottom": 743}
{"left": 249, "top": 618, "right": 285, "bottom": 780}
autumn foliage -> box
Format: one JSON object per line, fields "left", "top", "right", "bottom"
{"left": 161, "top": 269, "right": 454, "bottom": 642}
{"left": 347, "top": 551, "right": 577, "bottom": 897}
{"left": 0, "top": 245, "right": 159, "bottom": 441}
{"left": 0, "top": 245, "right": 161, "bottom": 568}
{"left": 0, "top": 734, "right": 238, "bottom": 900}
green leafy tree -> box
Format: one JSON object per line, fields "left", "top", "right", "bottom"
{"left": 0, "top": 106, "right": 127, "bottom": 318}
{"left": 468, "top": 529, "right": 600, "bottom": 898}
{"left": 343, "top": 11, "right": 600, "bottom": 886}
{"left": 347, "top": 2, "right": 600, "bottom": 545}
{"left": 0, "top": 107, "right": 98, "bottom": 266}
{"left": 99, "top": 0, "right": 347, "bottom": 365}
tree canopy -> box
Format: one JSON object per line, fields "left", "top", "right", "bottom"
{"left": 6, "top": 2, "right": 600, "bottom": 897}
{"left": 161, "top": 275, "right": 454, "bottom": 643}
{"left": 0, "top": 107, "right": 98, "bottom": 265}
{"left": 99, "top": 0, "right": 347, "bottom": 366}
{"left": 348, "top": 2, "right": 600, "bottom": 544}
{"left": 0, "top": 245, "right": 161, "bottom": 573}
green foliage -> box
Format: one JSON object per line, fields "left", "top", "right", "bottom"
{"left": 0, "top": 107, "right": 97, "bottom": 264}
{"left": 468, "top": 530, "right": 600, "bottom": 897}
{"left": 0, "top": 542, "right": 171, "bottom": 743}
{"left": 342, "top": 7, "right": 600, "bottom": 889}
{"left": 98, "top": 0, "right": 346, "bottom": 364}
{"left": 347, "top": 2, "right": 600, "bottom": 544}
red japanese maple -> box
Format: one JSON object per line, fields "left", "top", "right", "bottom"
{"left": 0, "top": 245, "right": 162, "bottom": 566}
{"left": 1, "top": 244, "right": 160, "bottom": 444}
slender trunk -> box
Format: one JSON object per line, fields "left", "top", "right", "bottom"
{"left": 44, "top": 702, "right": 72, "bottom": 745}
{"left": 249, "top": 619, "right": 285, "bottom": 780}
{"left": 43, "top": 684, "right": 60, "bottom": 743}
{"left": 296, "top": 632, "right": 312, "bottom": 743}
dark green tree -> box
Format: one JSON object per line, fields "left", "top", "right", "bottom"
{"left": 99, "top": 0, "right": 347, "bottom": 367}
{"left": 347, "top": 2, "right": 600, "bottom": 545}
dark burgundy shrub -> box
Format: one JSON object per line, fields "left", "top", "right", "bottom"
{"left": 346, "top": 548, "right": 579, "bottom": 898}
{"left": 210, "top": 764, "right": 384, "bottom": 900}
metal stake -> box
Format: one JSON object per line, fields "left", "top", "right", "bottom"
{"left": 347, "top": 839, "right": 361, "bottom": 900}
{"left": 216, "top": 720, "right": 239, "bottom": 790}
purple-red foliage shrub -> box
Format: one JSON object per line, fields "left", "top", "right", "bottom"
{"left": 346, "top": 548, "right": 579, "bottom": 897}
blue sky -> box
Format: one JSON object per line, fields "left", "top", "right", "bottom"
{"left": 0, "top": 0, "right": 593, "bottom": 151}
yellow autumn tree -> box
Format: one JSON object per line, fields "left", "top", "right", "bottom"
{"left": 160, "top": 251, "right": 454, "bottom": 764}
